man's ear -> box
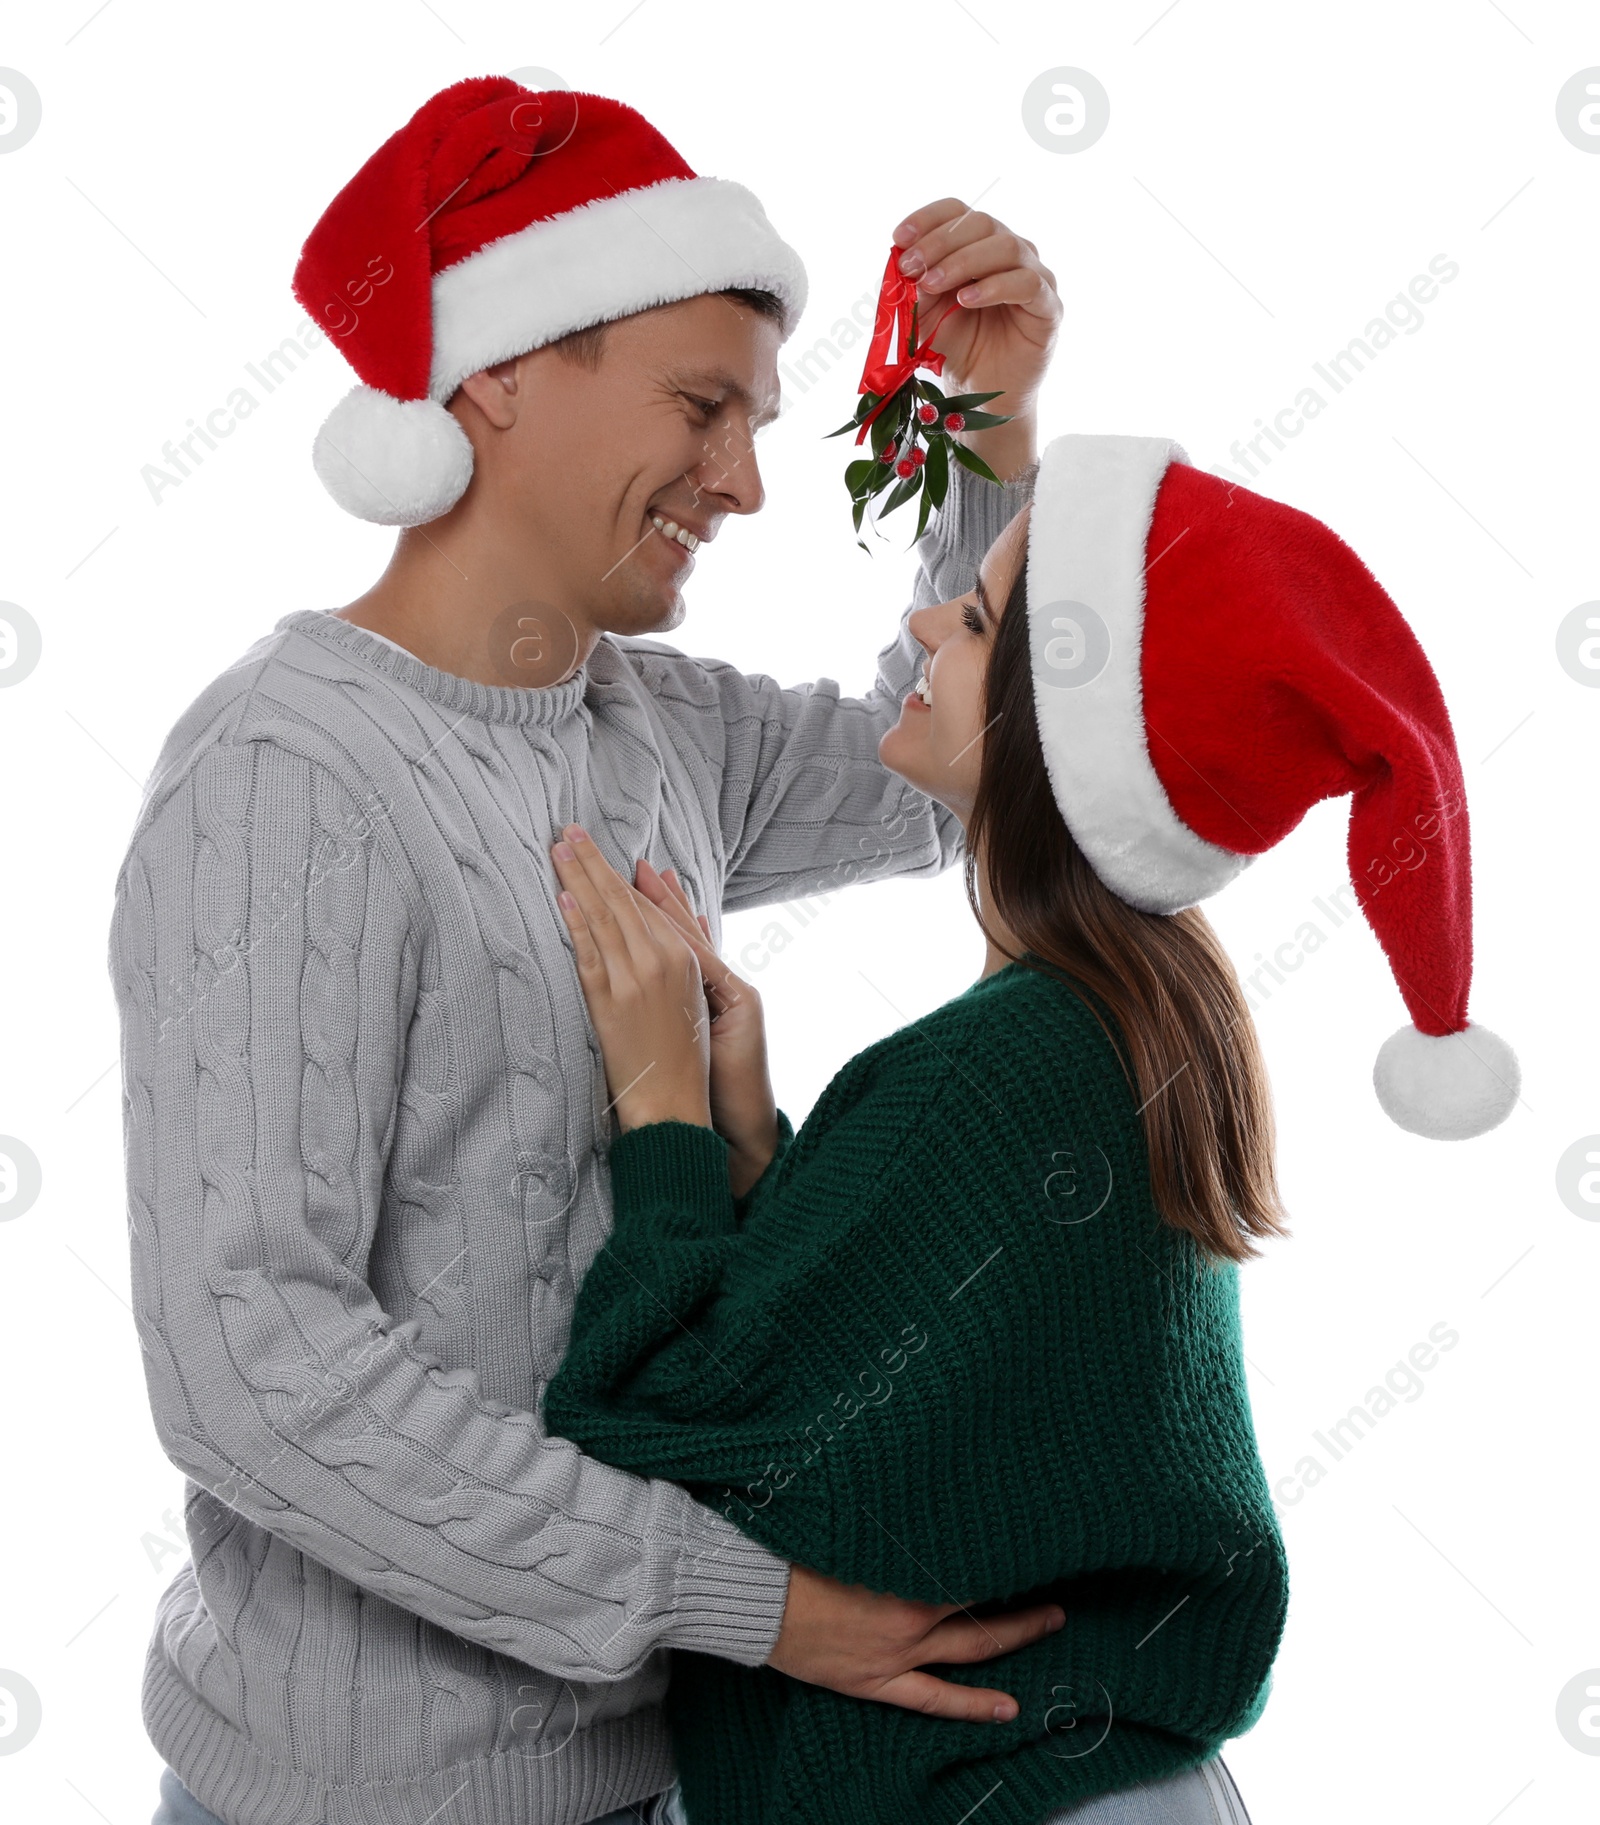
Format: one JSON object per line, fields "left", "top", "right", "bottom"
{"left": 455, "top": 356, "right": 523, "bottom": 431}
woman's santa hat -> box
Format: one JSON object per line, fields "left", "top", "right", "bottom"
{"left": 291, "top": 77, "right": 808, "bottom": 526}
{"left": 1023, "top": 433, "right": 1518, "bottom": 1141}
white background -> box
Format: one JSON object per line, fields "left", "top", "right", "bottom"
{"left": 1, "top": 3, "right": 1596, "bottom": 1821}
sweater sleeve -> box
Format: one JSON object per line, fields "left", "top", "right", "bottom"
{"left": 642, "top": 459, "right": 1034, "bottom": 917}
{"left": 111, "top": 736, "right": 791, "bottom": 1683}
{"left": 732, "top": 1107, "right": 795, "bottom": 1226}
{"left": 542, "top": 1069, "right": 959, "bottom": 1558}
{"left": 541, "top": 1120, "right": 804, "bottom": 1501}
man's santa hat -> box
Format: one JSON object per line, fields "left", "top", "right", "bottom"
{"left": 1023, "top": 433, "right": 1518, "bottom": 1141}
{"left": 291, "top": 77, "right": 807, "bottom": 526}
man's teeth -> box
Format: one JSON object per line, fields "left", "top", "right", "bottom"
{"left": 650, "top": 513, "right": 699, "bottom": 551}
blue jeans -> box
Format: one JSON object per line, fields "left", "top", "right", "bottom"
{"left": 1040, "top": 1755, "right": 1251, "bottom": 1823}
{"left": 155, "top": 1756, "right": 1247, "bottom": 1823}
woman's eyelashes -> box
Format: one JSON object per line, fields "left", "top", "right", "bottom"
{"left": 961, "top": 597, "right": 985, "bottom": 635}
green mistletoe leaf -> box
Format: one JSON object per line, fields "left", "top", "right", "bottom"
{"left": 879, "top": 470, "right": 923, "bottom": 517}
{"left": 868, "top": 405, "right": 901, "bottom": 458}
{"left": 825, "top": 392, "right": 883, "bottom": 439}
{"left": 949, "top": 442, "right": 1004, "bottom": 484}
{"left": 924, "top": 435, "right": 949, "bottom": 511}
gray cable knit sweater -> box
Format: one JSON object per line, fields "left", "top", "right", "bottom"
{"left": 107, "top": 462, "right": 1031, "bottom": 1825}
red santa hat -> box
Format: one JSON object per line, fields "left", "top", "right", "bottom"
{"left": 291, "top": 77, "right": 808, "bottom": 526}
{"left": 1023, "top": 433, "right": 1518, "bottom": 1141}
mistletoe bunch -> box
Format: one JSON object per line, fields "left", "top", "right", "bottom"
{"left": 825, "top": 246, "right": 1014, "bottom": 549}
{"left": 827, "top": 369, "right": 1011, "bottom": 547}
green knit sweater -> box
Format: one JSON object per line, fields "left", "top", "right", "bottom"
{"left": 543, "top": 955, "right": 1288, "bottom": 1825}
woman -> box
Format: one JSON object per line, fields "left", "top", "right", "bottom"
{"left": 541, "top": 433, "right": 1514, "bottom": 1825}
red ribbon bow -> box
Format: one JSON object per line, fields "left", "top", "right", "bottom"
{"left": 853, "top": 245, "right": 960, "bottom": 445}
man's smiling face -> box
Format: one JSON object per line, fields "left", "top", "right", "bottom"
{"left": 454, "top": 292, "right": 785, "bottom": 641}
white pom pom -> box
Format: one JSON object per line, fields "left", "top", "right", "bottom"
{"left": 1372, "top": 1022, "right": 1520, "bottom": 1140}
{"left": 311, "top": 386, "right": 473, "bottom": 526}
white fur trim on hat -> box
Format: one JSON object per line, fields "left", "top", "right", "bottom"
{"left": 426, "top": 175, "right": 808, "bottom": 402}
{"left": 1025, "top": 433, "right": 1253, "bottom": 914}
{"left": 311, "top": 386, "right": 475, "bottom": 527}
{"left": 1372, "top": 1021, "right": 1520, "bottom": 1140}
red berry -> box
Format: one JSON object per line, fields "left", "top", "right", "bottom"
{"left": 909, "top": 447, "right": 926, "bottom": 467}
{"left": 944, "top": 411, "right": 966, "bottom": 431}
{"left": 917, "top": 402, "right": 938, "bottom": 423}
{"left": 895, "top": 458, "right": 915, "bottom": 478}
{"left": 880, "top": 440, "right": 898, "bottom": 463}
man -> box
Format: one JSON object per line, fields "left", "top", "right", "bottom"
{"left": 112, "top": 78, "right": 1063, "bottom": 1825}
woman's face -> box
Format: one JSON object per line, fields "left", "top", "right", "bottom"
{"left": 879, "top": 503, "right": 1031, "bottom": 823}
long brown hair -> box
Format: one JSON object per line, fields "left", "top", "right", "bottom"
{"left": 966, "top": 553, "right": 1290, "bottom": 1264}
